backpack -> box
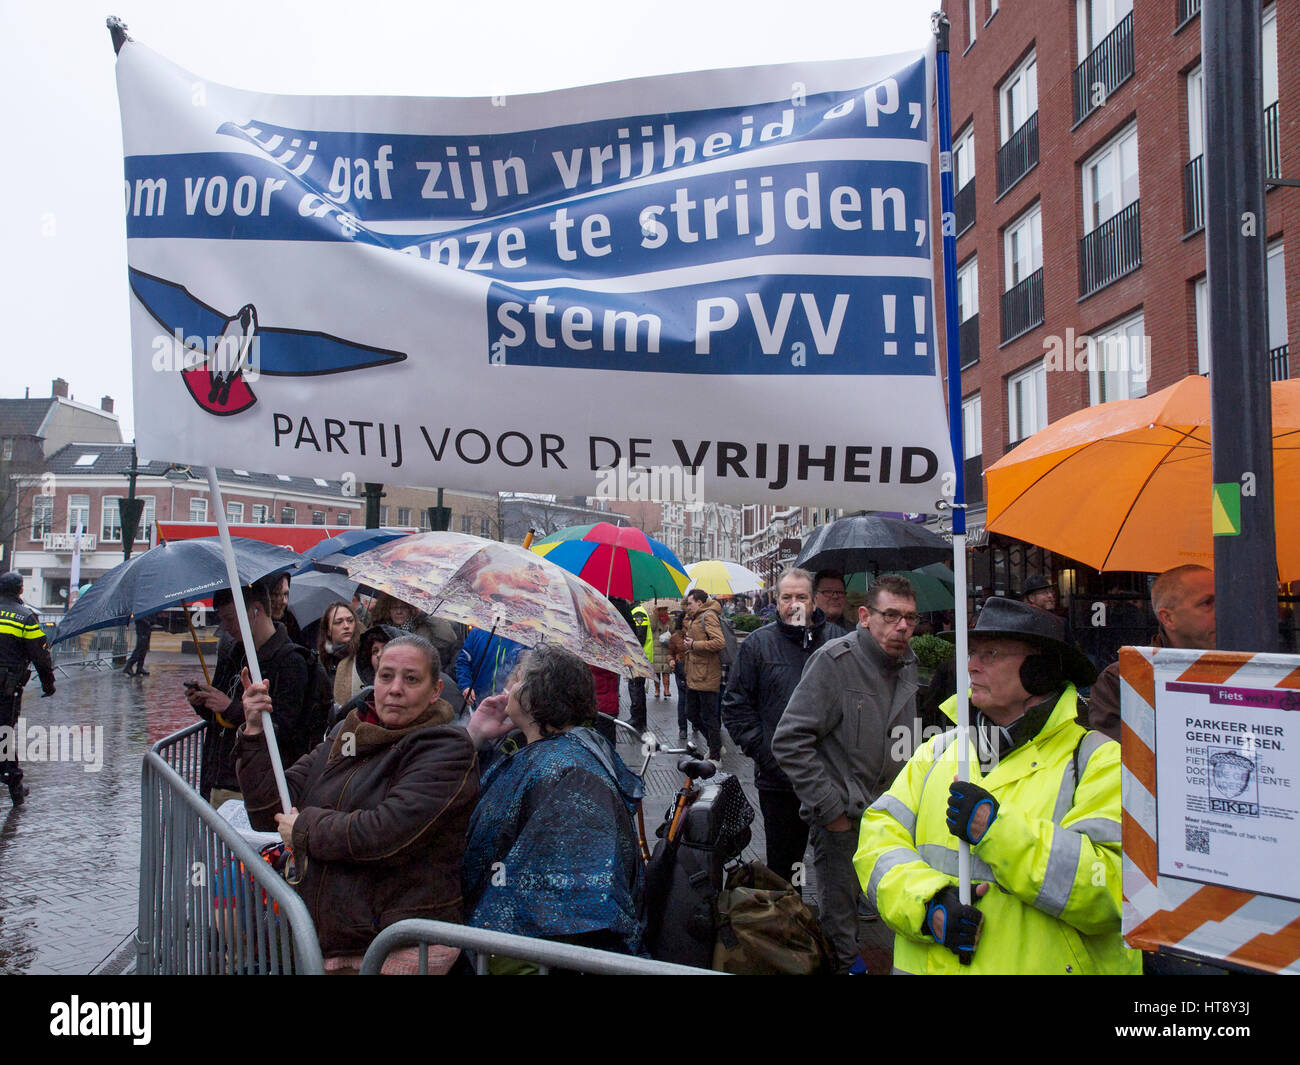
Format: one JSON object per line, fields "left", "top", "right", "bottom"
{"left": 717, "top": 614, "right": 738, "bottom": 668}
{"left": 712, "top": 862, "right": 833, "bottom": 975}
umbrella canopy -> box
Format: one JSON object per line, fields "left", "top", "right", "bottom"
{"left": 53, "top": 537, "right": 304, "bottom": 642}
{"left": 288, "top": 570, "right": 359, "bottom": 628}
{"left": 795, "top": 513, "right": 952, "bottom": 574}
{"left": 530, "top": 522, "right": 689, "bottom": 600}
{"left": 685, "top": 560, "right": 765, "bottom": 598}
{"left": 342, "top": 532, "right": 652, "bottom": 678}
{"left": 986, "top": 376, "right": 1300, "bottom": 580}
{"left": 294, "top": 527, "right": 411, "bottom": 573}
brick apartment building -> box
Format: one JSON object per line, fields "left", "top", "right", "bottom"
{"left": 937, "top": 0, "right": 1296, "bottom": 600}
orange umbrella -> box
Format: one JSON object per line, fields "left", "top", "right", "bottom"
{"left": 986, "top": 375, "right": 1300, "bottom": 580}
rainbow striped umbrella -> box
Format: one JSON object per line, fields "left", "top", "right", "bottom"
{"left": 531, "top": 522, "right": 689, "bottom": 601}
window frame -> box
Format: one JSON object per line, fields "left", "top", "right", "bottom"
{"left": 226, "top": 502, "right": 244, "bottom": 525}
{"left": 1076, "top": 0, "right": 1133, "bottom": 62}
{"left": 1003, "top": 204, "right": 1043, "bottom": 290}
{"left": 280, "top": 506, "right": 296, "bottom": 525}
{"left": 101, "top": 496, "right": 123, "bottom": 542}
{"left": 962, "top": 393, "right": 983, "bottom": 459}
{"left": 189, "top": 497, "right": 208, "bottom": 523}
{"left": 1087, "top": 310, "right": 1148, "bottom": 405}
{"left": 957, "top": 256, "right": 979, "bottom": 322}
{"left": 999, "top": 53, "right": 1038, "bottom": 145}
{"left": 954, "top": 125, "right": 976, "bottom": 190}
{"left": 1007, "top": 360, "right": 1048, "bottom": 444}
{"left": 1081, "top": 122, "right": 1139, "bottom": 234}
{"left": 31, "top": 495, "right": 53, "bottom": 540}
{"left": 68, "top": 494, "right": 90, "bottom": 534}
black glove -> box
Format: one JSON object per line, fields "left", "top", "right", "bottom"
{"left": 925, "top": 884, "right": 983, "bottom": 964}
{"left": 946, "top": 780, "right": 998, "bottom": 844}
{"left": 42, "top": 686, "right": 55, "bottom": 697}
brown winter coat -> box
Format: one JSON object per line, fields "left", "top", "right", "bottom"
{"left": 235, "top": 699, "right": 479, "bottom": 956}
{"left": 684, "top": 599, "right": 726, "bottom": 693}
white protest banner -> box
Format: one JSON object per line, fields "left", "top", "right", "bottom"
{"left": 1121, "top": 646, "right": 1300, "bottom": 973}
{"left": 116, "top": 40, "right": 952, "bottom": 508}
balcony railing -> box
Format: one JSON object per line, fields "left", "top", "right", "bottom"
{"left": 1265, "top": 101, "right": 1280, "bottom": 180}
{"left": 1080, "top": 200, "right": 1142, "bottom": 298}
{"left": 1073, "top": 12, "right": 1135, "bottom": 126}
{"left": 1271, "top": 344, "right": 1290, "bottom": 381}
{"left": 955, "top": 178, "right": 976, "bottom": 235}
{"left": 1184, "top": 155, "right": 1204, "bottom": 234}
{"left": 44, "top": 533, "right": 97, "bottom": 552}
{"left": 1177, "top": 0, "right": 1201, "bottom": 27}
{"left": 996, "top": 112, "right": 1038, "bottom": 196}
{"left": 963, "top": 454, "right": 985, "bottom": 507}
{"left": 959, "top": 313, "right": 980, "bottom": 368}
{"left": 1000, "top": 267, "right": 1044, "bottom": 343}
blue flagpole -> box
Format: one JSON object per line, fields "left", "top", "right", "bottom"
{"left": 933, "top": 10, "right": 973, "bottom": 918}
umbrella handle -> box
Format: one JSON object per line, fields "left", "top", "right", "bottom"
{"left": 182, "top": 599, "right": 212, "bottom": 686}
{"left": 466, "top": 618, "right": 501, "bottom": 700}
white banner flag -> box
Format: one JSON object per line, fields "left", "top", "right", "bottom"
{"left": 116, "top": 40, "right": 953, "bottom": 509}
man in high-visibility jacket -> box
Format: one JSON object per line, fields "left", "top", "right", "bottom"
{"left": 629, "top": 603, "right": 652, "bottom": 732}
{"left": 0, "top": 572, "right": 56, "bottom": 806}
{"left": 856, "top": 597, "right": 1141, "bottom": 974}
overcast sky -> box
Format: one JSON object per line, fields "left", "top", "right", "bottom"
{"left": 0, "top": 0, "right": 936, "bottom": 440}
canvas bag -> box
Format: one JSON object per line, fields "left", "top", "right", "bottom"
{"left": 711, "top": 862, "right": 832, "bottom": 975}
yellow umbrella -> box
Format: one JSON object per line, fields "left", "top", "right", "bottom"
{"left": 986, "top": 376, "right": 1299, "bottom": 580}
{"left": 685, "top": 560, "right": 765, "bottom": 598}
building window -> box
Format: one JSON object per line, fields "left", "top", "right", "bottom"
{"left": 1007, "top": 361, "right": 1048, "bottom": 445}
{"left": 68, "top": 494, "right": 89, "bottom": 533}
{"left": 461, "top": 515, "right": 471, "bottom": 533}
{"left": 1088, "top": 311, "right": 1148, "bottom": 405}
{"left": 379, "top": 505, "right": 389, "bottom": 525}
{"left": 419, "top": 509, "right": 431, "bottom": 530}
{"left": 1263, "top": 5, "right": 1278, "bottom": 110}
{"left": 1077, "top": 0, "right": 1132, "bottom": 61}
{"left": 954, "top": 126, "right": 975, "bottom": 191}
{"left": 280, "top": 506, "right": 296, "bottom": 524}
{"left": 966, "top": 0, "right": 978, "bottom": 46}
{"left": 137, "top": 497, "right": 155, "bottom": 543}
{"left": 190, "top": 497, "right": 208, "bottom": 523}
{"left": 101, "top": 496, "right": 123, "bottom": 542}
{"left": 32, "top": 496, "right": 53, "bottom": 540}
{"left": 252, "top": 504, "right": 269, "bottom": 523}
{"left": 1, "top": 439, "right": 11, "bottom": 462}
{"left": 1195, "top": 276, "right": 1209, "bottom": 376}
{"left": 1004, "top": 205, "right": 1042, "bottom": 289}
{"left": 1082, "top": 125, "right": 1138, "bottom": 234}
{"left": 311, "top": 510, "right": 325, "bottom": 525}
{"left": 481, "top": 517, "right": 491, "bottom": 537}
{"left": 957, "top": 257, "right": 979, "bottom": 322}
{"left": 397, "top": 507, "right": 411, "bottom": 526}
{"left": 999, "top": 53, "right": 1037, "bottom": 145}
{"left": 962, "top": 394, "right": 983, "bottom": 459}
{"left": 1268, "top": 241, "right": 1288, "bottom": 378}
{"left": 1187, "top": 65, "right": 1204, "bottom": 163}
{"left": 337, "top": 513, "right": 351, "bottom": 526}
{"left": 227, "top": 502, "right": 244, "bottom": 524}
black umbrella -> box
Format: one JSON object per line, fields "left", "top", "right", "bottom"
{"left": 53, "top": 537, "right": 304, "bottom": 643}
{"left": 795, "top": 514, "right": 951, "bottom": 575}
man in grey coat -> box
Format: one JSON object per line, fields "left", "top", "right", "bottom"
{"left": 772, "top": 573, "right": 919, "bottom": 974}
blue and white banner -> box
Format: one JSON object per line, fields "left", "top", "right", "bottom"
{"left": 116, "top": 40, "right": 953, "bottom": 509}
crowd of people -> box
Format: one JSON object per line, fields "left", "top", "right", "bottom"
{"left": 132, "top": 557, "right": 1223, "bottom": 974}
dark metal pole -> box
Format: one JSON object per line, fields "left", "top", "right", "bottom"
{"left": 363, "top": 483, "right": 384, "bottom": 529}
{"left": 1203, "top": 0, "right": 1280, "bottom": 652}
{"left": 119, "top": 444, "right": 145, "bottom": 563}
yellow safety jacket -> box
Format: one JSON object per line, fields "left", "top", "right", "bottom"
{"left": 632, "top": 605, "right": 653, "bottom": 661}
{"left": 855, "top": 685, "right": 1141, "bottom": 974}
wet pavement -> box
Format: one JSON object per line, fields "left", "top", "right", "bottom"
{"left": 0, "top": 653, "right": 198, "bottom": 975}
{"left": 0, "top": 649, "right": 891, "bottom": 975}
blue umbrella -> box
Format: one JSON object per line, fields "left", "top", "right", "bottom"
{"left": 293, "top": 527, "right": 411, "bottom": 574}
{"left": 53, "top": 537, "right": 304, "bottom": 643}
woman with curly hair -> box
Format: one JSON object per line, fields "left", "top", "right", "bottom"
{"left": 463, "top": 644, "right": 645, "bottom": 969}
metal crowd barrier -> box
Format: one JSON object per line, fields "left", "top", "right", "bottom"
{"left": 137, "top": 722, "right": 325, "bottom": 974}
{"left": 44, "top": 618, "right": 129, "bottom": 676}
{"left": 359, "top": 920, "right": 719, "bottom": 975}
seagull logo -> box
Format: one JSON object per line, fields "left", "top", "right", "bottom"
{"left": 128, "top": 268, "right": 406, "bottom": 415}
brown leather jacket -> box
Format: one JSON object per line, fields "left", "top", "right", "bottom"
{"left": 235, "top": 699, "right": 479, "bottom": 956}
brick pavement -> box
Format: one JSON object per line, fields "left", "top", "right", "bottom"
{"left": 0, "top": 650, "right": 893, "bottom": 975}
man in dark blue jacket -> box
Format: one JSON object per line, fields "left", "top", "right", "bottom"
{"left": 721, "top": 567, "right": 836, "bottom": 889}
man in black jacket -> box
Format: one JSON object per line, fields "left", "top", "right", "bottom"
{"left": 721, "top": 567, "right": 835, "bottom": 888}
{"left": 0, "top": 572, "right": 56, "bottom": 805}
{"left": 186, "top": 584, "right": 308, "bottom": 805}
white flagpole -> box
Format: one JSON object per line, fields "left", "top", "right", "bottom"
{"left": 206, "top": 467, "right": 292, "bottom": 814}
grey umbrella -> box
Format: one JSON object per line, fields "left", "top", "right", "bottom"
{"left": 795, "top": 513, "right": 951, "bottom": 575}
{"left": 288, "top": 570, "right": 359, "bottom": 627}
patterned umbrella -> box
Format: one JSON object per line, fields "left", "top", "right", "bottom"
{"left": 685, "top": 560, "right": 765, "bottom": 598}
{"left": 530, "top": 522, "right": 689, "bottom": 601}
{"left": 342, "top": 532, "right": 651, "bottom": 678}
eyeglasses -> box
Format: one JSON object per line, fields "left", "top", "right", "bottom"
{"left": 867, "top": 607, "right": 919, "bottom": 626}
{"left": 969, "top": 646, "right": 1026, "bottom": 665}
{"left": 818, "top": 589, "right": 846, "bottom": 599}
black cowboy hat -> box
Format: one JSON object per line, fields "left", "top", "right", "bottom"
{"left": 1022, "top": 574, "right": 1054, "bottom": 595}
{"left": 941, "top": 596, "right": 1097, "bottom": 687}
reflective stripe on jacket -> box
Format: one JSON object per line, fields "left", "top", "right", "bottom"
{"left": 854, "top": 685, "right": 1141, "bottom": 975}
{"left": 632, "top": 605, "right": 653, "bottom": 661}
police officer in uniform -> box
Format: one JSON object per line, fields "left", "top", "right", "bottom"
{"left": 0, "top": 572, "right": 56, "bottom": 805}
